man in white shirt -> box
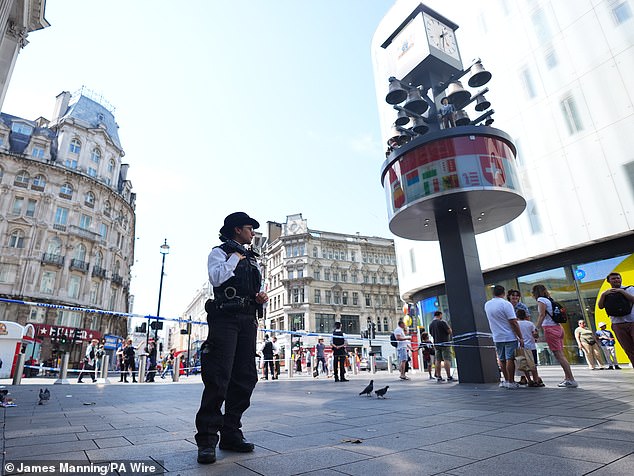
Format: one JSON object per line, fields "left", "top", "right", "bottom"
{"left": 77, "top": 338, "right": 99, "bottom": 383}
{"left": 394, "top": 320, "right": 412, "bottom": 380}
{"left": 598, "top": 272, "right": 634, "bottom": 367}
{"left": 484, "top": 285, "right": 524, "bottom": 389}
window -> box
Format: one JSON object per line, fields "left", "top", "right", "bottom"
{"left": 103, "top": 201, "right": 111, "bottom": 217}
{"left": 69, "top": 275, "right": 81, "bottom": 299}
{"left": 325, "top": 290, "right": 332, "bottom": 304}
{"left": 56, "top": 310, "right": 81, "bottom": 327}
{"left": 341, "top": 272, "right": 347, "bottom": 282}
{"left": 312, "top": 247, "right": 318, "bottom": 257}
{"left": 612, "top": 1, "right": 632, "bottom": 24}
{"left": 0, "top": 264, "right": 18, "bottom": 283}
{"left": 352, "top": 292, "right": 359, "bottom": 305}
{"left": 11, "top": 122, "right": 33, "bottom": 135}
{"left": 288, "top": 270, "right": 294, "bottom": 280}
{"left": 74, "top": 243, "right": 87, "bottom": 261}
{"left": 47, "top": 237, "right": 62, "bottom": 255}
{"left": 531, "top": 8, "right": 551, "bottom": 43}
{"left": 315, "top": 313, "right": 335, "bottom": 333}
{"left": 526, "top": 199, "right": 543, "bottom": 234}
{"left": 91, "top": 148, "right": 101, "bottom": 163}
{"left": 560, "top": 95, "right": 584, "bottom": 134}
{"left": 364, "top": 274, "right": 369, "bottom": 284}
{"left": 69, "top": 138, "right": 81, "bottom": 154}
{"left": 341, "top": 315, "right": 359, "bottom": 334}
{"left": 26, "top": 199, "right": 37, "bottom": 217}
{"left": 11, "top": 197, "right": 24, "bottom": 215}
{"left": 351, "top": 251, "right": 356, "bottom": 262}
{"left": 108, "top": 159, "right": 115, "bottom": 173}
{"left": 60, "top": 183, "right": 73, "bottom": 198}
{"left": 314, "top": 289, "right": 321, "bottom": 304}
{"left": 292, "top": 287, "right": 304, "bottom": 303}
{"left": 342, "top": 291, "right": 348, "bottom": 305}
{"left": 324, "top": 270, "right": 330, "bottom": 281}
{"left": 352, "top": 273, "right": 358, "bottom": 283}
{"left": 333, "top": 272, "right": 339, "bottom": 282}
{"left": 290, "top": 313, "right": 305, "bottom": 330}
{"left": 384, "top": 317, "right": 389, "bottom": 331}
{"left": 15, "top": 171, "right": 29, "bottom": 187}
{"left": 55, "top": 207, "right": 69, "bottom": 225}
{"left": 314, "top": 270, "right": 320, "bottom": 280}
{"left": 372, "top": 275, "right": 377, "bottom": 284}
{"left": 65, "top": 158, "right": 78, "bottom": 169}
{"left": 40, "top": 271, "right": 56, "bottom": 294}
{"left": 79, "top": 214, "right": 92, "bottom": 230}
{"left": 32, "top": 174, "right": 46, "bottom": 189}
{"left": 32, "top": 147, "right": 45, "bottom": 158}
{"left": 85, "top": 191, "right": 95, "bottom": 206}
{"left": 95, "top": 251, "right": 103, "bottom": 268}
{"left": 88, "top": 167, "right": 98, "bottom": 177}
{"left": 99, "top": 223, "right": 108, "bottom": 239}
{"left": 520, "top": 67, "right": 536, "bottom": 99}
{"left": 365, "top": 294, "right": 372, "bottom": 306}
{"left": 334, "top": 291, "right": 340, "bottom": 304}
{"left": 297, "top": 268, "right": 304, "bottom": 278}
{"left": 29, "top": 307, "right": 46, "bottom": 323}
{"left": 544, "top": 46, "right": 558, "bottom": 69}
{"left": 89, "top": 281, "right": 100, "bottom": 305}
{"left": 8, "top": 230, "right": 25, "bottom": 248}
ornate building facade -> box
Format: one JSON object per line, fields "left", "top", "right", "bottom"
{"left": 263, "top": 214, "right": 402, "bottom": 342}
{"left": 0, "top": 0, "right": 49, "bottom": 108}
{"left": 0, "top": 89, "right": 135, "bottom": 364}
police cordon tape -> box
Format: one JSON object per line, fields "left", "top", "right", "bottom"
{"left": 1, "top": 296, "right": 501, "bottom": 349}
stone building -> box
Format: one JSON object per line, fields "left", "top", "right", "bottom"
{"left": 263, "top": 214, "right": 401, "bottom": 345}
{"left": 0, "top": 0, "right": 49, "bottom": 108}
{"left": 0, "top": 89, "right": 135, "bottom": 364}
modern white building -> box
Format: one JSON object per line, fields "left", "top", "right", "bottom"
{"left": 0, "top": 89, "right": 135, "bottom": 365}
{"left": 373, "top": 0, "right": 634, "bottom": 365}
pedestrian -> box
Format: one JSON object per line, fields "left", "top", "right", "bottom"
{"left": 428, "top": 311, "right": 453, "bottom": 382}
{"left": 516, "top": 309, "right": 543, "bottom": 387}
{"left": 315, "top": 337, "right": 328, "bottom": 376}
{"left": 272, "top": 336, "right": 281, "bottom": 378}
{"left": 533, "top": 284, "right": 578, "bottom": 388}
{"left": 598, "top": 272, "right": 634, "bottom": 366}
{"left": 116, "top": 338, "right": 125, "bottom": 382}
{"left": 484, "top": 285, "right": 525, "bottom": 389}
{"left": 295, "top": 349, "right": 303, "bottom": 374}
{"left": 331, "top": 322, "right": 348, "bottom": 382}
{"left": 420, "top": 332, "right": 434, "bottom": 380}
{"left": 146, "top": 340, "right": 157, "bottom": 382}
{"left": 438, "top": 97, "right": 456, "bottom": 129}
{"left": 195, "top": 212, "right": 268, "bottom": 465}
{"left": 393, "top": 319, "right": 412, "bottom": 380}
{"left": 507, "top": 289, "right": 530, "bottom": 318}
{"left": 574, "top": 320, "right": 605, "bottom": 370}
{"left": 596, "top": 322, "right": 620, "bottom": 369}
{"left": 77, "top": 338, "right": 99, "bottom": 383}
{"left": 258, "top": 335, "right": 276, "bottom": 380}
{"left": 122, "top": 338, "right": 137, "bottom": 383}
{"left": 161, "top": 349, "right": 176, "bottom": 379}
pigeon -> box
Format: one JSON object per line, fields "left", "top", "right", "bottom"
{"left": 359, "top": 380, "right": 374, "bottom": 397}
{"left": 375, "top": 386, "right": 390, "bottom": 399}
{"left": 38, "top": 388, "right": 50, "bottom": 405}
{"left": 0, "top": 389, "right": 8, "bottom": 403}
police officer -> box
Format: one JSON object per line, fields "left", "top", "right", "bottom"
{"left": 195, "top": 212, "right": 268, "bottom": 465}
{"left": 331, "top": 322, "right": 349, "bottom": 382}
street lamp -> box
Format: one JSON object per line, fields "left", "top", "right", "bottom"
{"left": 155, "top": 239, "right": 170, "bottom": 343}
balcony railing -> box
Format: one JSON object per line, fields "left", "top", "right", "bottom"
{"left": 70, "top": 259, "right": 89, "bottom": 272}
{"left": 53, "top": 224, "right": 67, "bottom": 232}
{"left": 92, "top": 266, "right": 107, "bottom": 279}
{"left": 111, "top": 274, "right": 123, "bottom": 286}
{"left": 68, "top": 225, "right": 101, "bottom": 241}
{"left": 42, "top": 253, "right": 64, "bottom": 267}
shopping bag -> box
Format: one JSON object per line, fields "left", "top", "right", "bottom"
{"left": 515, "top": 348, "right": 535, "bottom": 372}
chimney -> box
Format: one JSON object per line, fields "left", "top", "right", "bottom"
{"left": 51, "top": 91, "right": 71, "bottom": 122}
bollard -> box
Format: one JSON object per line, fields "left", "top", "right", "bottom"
{"left": 287, "top": 354, "right": 293, "bottom": 379}
{"left": 138, "top": 355, "right": 147, "bottom": 383}
{"left": 388, "top": 356, "right": 394, "bottom": 374}
{"left": 12, "top": 353, "right": 26, "bottom": 385}
{"left": 96, "top": 355, "right": 111, "bottom": 384}
{"left": 371, "top": 355, "right": 377, "bottom": 374}
{"left": 172, "top": 355, "right": 181, "bottom": 382}
{"left": 54, "top": 353, "right": 70, "bottom": 385}
{"left": 418, "top": 348, "right": 425, "bottom": 374}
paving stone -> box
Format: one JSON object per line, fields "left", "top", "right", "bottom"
{"left": 420, "top": 434, "right": 535, "bottom": 459}
{"left": 94, "top": 436, "right": 131, "bottom": 448}
{"left": 6, "top": 439, "right": 98, "bottom": 458}
{"left": 589, "top": 454, "right": 634, "bottom": 475}
{"left": 522, "top": 434, "right": 634, "bottom": 463}
{"left": 5, "top": 432, "right": 79, "bottom": 448}
{"left": 481, "top": 422, "right": 576, "bottom": 442}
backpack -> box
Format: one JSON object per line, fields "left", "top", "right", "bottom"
{"left": 389, "top": 332, "right": 398, "bottom": 348}
{"left": 546, "top": 297, "right": 567, "bottom": 324}
{"left": 603, "top": 287, "right": 633, "bottom": 317}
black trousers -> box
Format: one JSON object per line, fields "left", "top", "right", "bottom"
{"left": 195, "top": 309, "right": 257, "bottom": 448}
{"left": 333, "top": 353, "right": 346, "bottom": 380}
{"left": 262, "top": 355, "right": 275, "bottom": 379}
{"left": 77, "top": 363, "right": 95, "bottom": 382}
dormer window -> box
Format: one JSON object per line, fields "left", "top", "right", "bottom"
{"left": 69, "top": 138, "right": 81, "bottom": 154}
{"left": 11, "top": 123, "right": 33, "bottom": 135}
{"left": 107, "top": 159, "right": 115, "bottom": 173}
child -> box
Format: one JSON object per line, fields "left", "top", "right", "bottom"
{"left": 516, "top": 309, "right": 544, "bottom": 387}
{"left": 420, "top": 332, "right": 435, "bottom": 380}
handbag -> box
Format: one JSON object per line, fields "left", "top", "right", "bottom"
{"left": 515, "top": 348, "right": 535, "bottom": 372}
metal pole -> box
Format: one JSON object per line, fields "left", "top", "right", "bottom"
{"left": 187, "top": 316, "right": 192, "bottom": 377}
{"left": 54, "top": 353, "right": 70, "bottom": 385}
{"left": 155, "top": 250, "right": 167, "bottom": 342}
{"left": 12, "top": 353, "right": 25, "bottom": 385}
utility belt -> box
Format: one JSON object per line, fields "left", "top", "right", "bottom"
{"left": 206, "top": 287, "right": 257, "bottom": 314}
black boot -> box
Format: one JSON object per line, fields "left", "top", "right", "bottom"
{"left": 197, "top": 447, "right": 216, "bottom": 464}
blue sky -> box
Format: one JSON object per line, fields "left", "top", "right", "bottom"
{"left": 4, "top": 0, "right": 401, "bottom": 321}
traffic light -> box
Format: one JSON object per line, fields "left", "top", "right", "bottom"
{"left": 150, "top": 321, "right": 163, "bottom": 330}
{"left": 60, "top": 333, "right": 67, "bottom": 344}
{"left": 135, "top": 322, "right": 147, "bottom": 333}
{"left": 370, "top": 323, "right": 376, "bottom": 339}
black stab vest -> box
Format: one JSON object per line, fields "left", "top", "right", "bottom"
{"left": 213, "top": 242, "right": 261, "bottom": 301}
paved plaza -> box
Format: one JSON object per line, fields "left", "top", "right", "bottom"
{"left": 1, "top": 365, "right": 633, "bottom": 475}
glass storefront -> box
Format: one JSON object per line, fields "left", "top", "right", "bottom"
{"left": 413, "top": 252, "right": 633, "bottom": 366}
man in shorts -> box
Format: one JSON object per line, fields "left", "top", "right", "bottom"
{"left": 393, "top": 320, "right": 412, "bottom": 380}
{"left": 428, "top": 311, "right": 453, "bottom": 382}
{"left": 485, "top": 285, "right": 524, "bottom": 389}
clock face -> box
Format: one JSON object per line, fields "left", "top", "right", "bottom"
{"left": 423, "top": 13, "right": 460, "bottom": 60}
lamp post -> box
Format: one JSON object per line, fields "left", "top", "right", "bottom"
{"left": 186, "top": 315, "right": 192, "bottom": 377}
{"left": 154, "top": 239, "right": 170, "bottom": 345}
